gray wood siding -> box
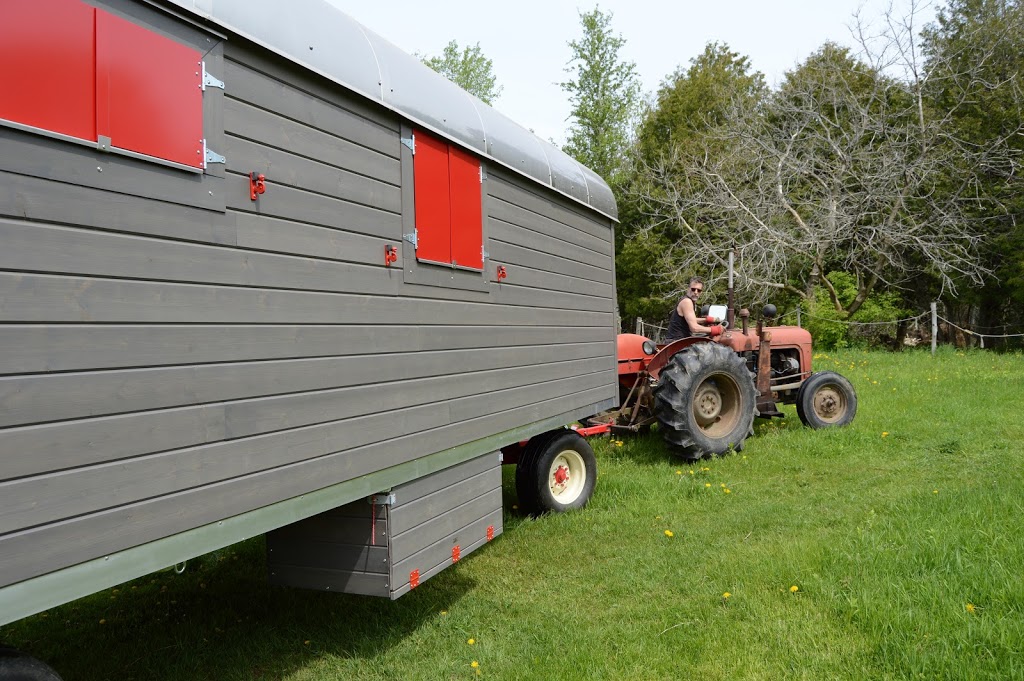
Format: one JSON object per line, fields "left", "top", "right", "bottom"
{"left": 0, "top": 11, "right": 616, "bottom": 593}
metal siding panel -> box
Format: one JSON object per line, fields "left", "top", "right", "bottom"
{"left": 0, "top": 171, "right": 236, "bottom": 246}
{"left": 390, "top": 453, "right": 499, "bottom": 506}
{"left": 0, "top": 388, "right": 615, "bottom": 588}
{"left": 223, "top": 97, "right": 400, "bottom": 186}
{"left": 267, "top": 566, "right": 389, "bottom": 597}
{"left": 96, "top": 9, "right": 204, "bottom": 168}
{"left": 267, "top": 539, "right": 388, "bottom": 575}
{"left": 389, "top": 467, "right": 501, "bottom": 536}
{"left": 388, "top": 489, "right": 503, "bottom": 561}
{"left": 413, "top": 131, "right": 452, "bottom": 265}
{"left": 0, "top": 324, "right": 612, "bottom": 375}
{"left": 0, "top": 0, "right": 96, "bottom": 142}
{"left": 390, "top": 511, "right": 502, "bottom": 598}
{"left": 449, "top": 146, "right": 483, "bottom": 271}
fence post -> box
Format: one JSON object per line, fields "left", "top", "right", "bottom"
{"left": 635, "top": 317, "right": 642, "bottom": 335}
{"left": 796, "top": 306, "right": 802, "bottom": 328}
{"left": 931, "top": 302, "right": 937, "bottom": 356}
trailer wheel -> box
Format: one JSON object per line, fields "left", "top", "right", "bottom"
{"left": 516, "top": 431, "right": 596, "bottom": 514}
{"left": 796, "top": 371, "right": 857, "bottom": 428}
{"left": 653, "top": 342, "right": 757, "bottom": 461}
{"left": 0, "top": 648, "right": 63, "bottom": 681}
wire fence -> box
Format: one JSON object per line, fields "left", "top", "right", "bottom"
{"left": 634, "top": 303, "right": 1024, "bottom": 352}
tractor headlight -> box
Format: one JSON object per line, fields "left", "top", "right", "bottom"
{"left": 642, "top": 340, "right": 657, "bottom": 355}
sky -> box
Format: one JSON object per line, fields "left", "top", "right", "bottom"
{"left": 324, "top": 0, "right": 936, "bottom": 146}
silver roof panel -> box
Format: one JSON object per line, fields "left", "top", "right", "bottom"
{"left": 163, "top": 0, "right": 617, "bottom": 220}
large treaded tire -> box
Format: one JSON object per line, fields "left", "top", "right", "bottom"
{"left": 0, "top": 648, "right": 63, "bottom": 681}
{"left": 652, "top": 342, "right": 757, "bottom": 461}
{"left": 515, "top": 430, "right": 597, "bottom": 515}
{"left": 796, "top": 371, "right": 857, "bottom": 428}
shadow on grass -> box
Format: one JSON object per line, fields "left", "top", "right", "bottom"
{"left": 2, "top": 536, "right": 478, "bottom": 681}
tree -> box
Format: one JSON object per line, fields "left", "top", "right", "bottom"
{"left": 921, "top": 0, "right": 1024, "bottom": 340}
{"left": 421, "top": 40, "right": 503, "bottom": 104}
{"left": 631, "top": 1, "right": 1021, "bottom": 318}
{"left": 560, "top": 7, "right": 642, "bottom": 185}
{"left": 617, "top": 43, "right": 765, "bottom": 325}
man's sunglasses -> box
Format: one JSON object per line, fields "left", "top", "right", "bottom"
{"left": 690, "top": 287, "right": 703, "bottom": 293}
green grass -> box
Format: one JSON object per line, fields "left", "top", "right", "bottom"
{"left": 3, "top": 348, "right": 1023, "bottom": 680}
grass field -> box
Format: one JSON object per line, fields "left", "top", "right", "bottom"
{"left": 2, "top": 348, "right": 1023, "bottom": 680}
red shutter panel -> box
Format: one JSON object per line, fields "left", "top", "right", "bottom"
{"left": 96, "top": 11, "right": 204, "bottom": 168}
{"left": 0, "top": 0, "right": 97, "bottom": 142}
{"left": 413, "top": 131, "right": 452, "bottom": 265}
{"left": 448, "top": 146, "right": 484, "bottom": 271}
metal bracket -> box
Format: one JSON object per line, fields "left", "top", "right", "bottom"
{"left": 403, "top": 231, "right": 418, "bottom": 248}
{"left": 203, "top": 139, "right": 225, "bottom": 167}
{"left": 368, "top": 493, "right": 396, "bottom": 506}
{"left": 97, "top": 135, "right": 112, "bottom": 153}
{"left": 201, "top": 61, "right": 225, "bottom": 91}
{"left": 400, "top": 136, "right": 415, "bottom": 154}
{"left": 482, "top": 247, "right": 489, "bottom": 261}
{"left": 479, "top": 166, "right": 487, "bottom": 182}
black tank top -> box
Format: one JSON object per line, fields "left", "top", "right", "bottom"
{"left": 665, "top": 302, "right": 692, "bottom": 341}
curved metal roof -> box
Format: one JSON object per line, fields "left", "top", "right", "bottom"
{"left": 164, "top": 0, "right": 618, "bottom": 220}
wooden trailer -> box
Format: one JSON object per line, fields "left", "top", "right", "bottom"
{"left": 0, "top": 0, "right": 618, "bottom": 635}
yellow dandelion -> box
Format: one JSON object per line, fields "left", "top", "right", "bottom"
{"left": 471, "top": 661, "right": 480, "bottom": 669}
{"left": 468, "top": 638, "right": 475, "bottom": 645}
{"left": 933, "top": 490, "right": 938, "bottom": 494}
{"left": 655, "top": 515, "right": 662, "bottom": 520}
{"left": 790, "top": 585, "right": 799, "bottom": 593}
{"left": 676, "top": 470, "right": 682, "bottom": 475}
{"left": 689, "top": 470, "right": 695, "bottom": 475}
{"left": 441, "top": 610, "right": 448, "bottom": 615}
{"left": 614, "top": 441, "right": 623, "bottom": 447}
{"left": 966, "top": 603, "right": 976, "bottom": 614}
{"left": 725, "top": 489, "right": 731, "bottom": 494}
{"left": 705, "top": 483, "right": 712, "bottom": 488}
{"left": 722, "top": 592, "right": 731, "bottom": 599}
{"left": 881, "top": 432, "right": 889, "bottom": 438}
{"left": 721, "top": 483, "right": 726, "bottom": 487}
{"left": 664, "top": 530, "right": 674, "bottom": 537}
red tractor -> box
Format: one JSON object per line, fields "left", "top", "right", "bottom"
{"left": 579, "top": 303, "right": 857, "bottom": 461}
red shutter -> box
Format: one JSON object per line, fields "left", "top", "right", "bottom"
{"left": 0, "top": 0, "right": 97, "bottom": 142}
{"left": 96, "top": 10, "right": 204, "bottom": 168}
{"left": 448, "top": 146, "right": 484, "bottom": 271}
{"left": 413, "top": 131, "right": 452, "bottom": 265}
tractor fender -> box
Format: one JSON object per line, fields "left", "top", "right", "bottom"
{"left": 647, "top": 337, "right": 714, "bottom": 380}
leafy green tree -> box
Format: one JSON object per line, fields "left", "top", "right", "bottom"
{"left": 560, "top": 7, "right": 642, "bottom": 185}
{"left": 421, "top": 40, "right": 503, "bottom": 104}
{"left": 637, "top": 42, "right": 765, "bottom": 167}
{"left": 922, "top": 0, "right": 1024, "bottom": 340}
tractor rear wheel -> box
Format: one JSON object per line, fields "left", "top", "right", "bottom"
{"left": 515, "top": 430, "right": 596, "bottom": 514}
{"left": 796, "top": 371, "right": 857, "bottom": 428}
{"left": 653, "top": 342, "right": 757, "bottom": 461}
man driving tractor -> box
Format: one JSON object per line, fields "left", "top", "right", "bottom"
{"left": 664, "top": 276, "right": 724, "bottom": 342}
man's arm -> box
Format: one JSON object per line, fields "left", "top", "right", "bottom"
{"left": 679, "top": 298, "right": 722, "bottom": 336}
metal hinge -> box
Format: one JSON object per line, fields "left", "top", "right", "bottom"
{"left": 368, "top": 493, "right": 396, "bottom": 506}
{"left": 202, "top": 61, "right": 225, "bottom": 91}
{"left": 203, "top": 139, "right": 225, "bottom": 167}
{"left": 401, "top": 135, "right": 415, "bottom": 154}
{"left": 479, "top": 166, "right": 487, "bottom": 182}
{"left": 403, "top": 231, "right": 418, "bottom": 248}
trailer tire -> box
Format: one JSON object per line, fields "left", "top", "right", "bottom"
{"left": 0, "top": 648, "right": 63, "bottom": 681}
{"left": 653, "top": 342, "right": 757, "bottom": 461}
{"left": 516, "top": 431, "right": 596, "bottom": 514}
{"left": 796, "top": 371, "right": 857, "bottom": 429}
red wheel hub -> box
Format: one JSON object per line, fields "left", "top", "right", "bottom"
{"left": 554, "top": 465, "right": 570, "bottom": 486}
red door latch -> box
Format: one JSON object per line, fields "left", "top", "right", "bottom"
{"left": 496, "top": 265, "right": 507, "bottom": 282}
{"left": 385, "top": 245, "right": 398, "bottom": 266}
{"left": 249, "top": 171, "right": 266, "bottom": 201}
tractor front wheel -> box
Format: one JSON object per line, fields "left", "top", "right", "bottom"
{"left": 796, "top": 371, "right": 857, "bottom": 428}
{"left": 653, "top": 342, "right": 757, "bottom": 461}
{"left": 515, "top": 431, "right": 597, "bottom": 514}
